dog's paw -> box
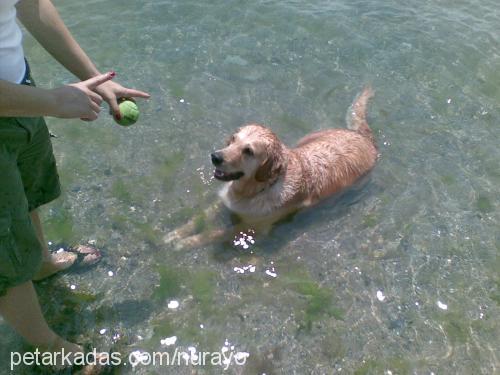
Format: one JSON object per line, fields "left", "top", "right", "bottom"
{"left": 173, "top": 238, "right": 192, "bottom": 251}
{"left": 163, "top": 230, "right": 181, "bottom": 245}
{"left": 173, "top": 240, "right": 186, "bottom": 251}
{"left": 173, "top": 235, "right": 203, "bottom": 251}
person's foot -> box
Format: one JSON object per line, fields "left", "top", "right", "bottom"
{"left": 33, "top": 245, "right": 102, "bottom": 281}
{"left": 33, "top": 251, "right": 77, "bottom": 281}
{"left": 38, "top": 336, "right": 83, "bottom": 369}
{"left": 40, "top": 336, "right": 106, "bottom": 373}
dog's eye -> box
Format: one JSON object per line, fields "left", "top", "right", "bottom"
{"left": 243, "top": 147, "right": 254, "bottom": 156}
{"left": 226, "top": 135, "right": 235, "bottom": 146}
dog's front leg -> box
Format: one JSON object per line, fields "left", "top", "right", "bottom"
{"left": 163, "top": 202, "right": 223, "bottom": 245}
{"left": 172, "top": 221, "right": 271, "bottom": 251}
{"left": 173, "top": 228, "right": 229, "bottom": 250}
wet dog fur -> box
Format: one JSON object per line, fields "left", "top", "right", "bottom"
{"left": 165, "top": 86, "right": 378, "bottom": 249}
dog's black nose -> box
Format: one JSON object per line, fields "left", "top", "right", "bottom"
{"left": 211, "top": 152, "right": 224, "bottom": 166}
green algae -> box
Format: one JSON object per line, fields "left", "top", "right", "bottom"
{"left": 42, "top": 205, "right": 76, "bottom": 243}
{"left": 476, "top": 195, "right": 493, "bottom": 213}
{"left": 440, "top": 174, "right": 455, "bottom": 185}
{"left": 153, "top": 265, "right": 183, "bottom": 301}
{"left": 354, "top": 358, "right": 411, "bottom": 375}
{"left": 189, "top": 270, "right": 217, "bottom": 315}
{"left": 134, "top": 221, "right": 161, "bottom": 246}
{"left": 155, "top": 152, "right": 185, "bottom": 187}
{"left": 363, "top": 213, "right": 378, "bottom": 228}
{"left": 435, "top": 311, "right": 471, "bottom": 344}
{"left": 111, "top": 178, "right": 133, "bottom": 203}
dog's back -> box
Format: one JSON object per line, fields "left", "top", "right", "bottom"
{"left": 293, "top": 86, "right": 377, "bottom": 205}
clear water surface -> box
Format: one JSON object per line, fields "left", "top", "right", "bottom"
{"left": 1, "top": 0, "right": 499, "bottom": 373}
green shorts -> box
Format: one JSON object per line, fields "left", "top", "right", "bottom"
{"left": 0, "top": 71, "right": 61, "bottom": 296}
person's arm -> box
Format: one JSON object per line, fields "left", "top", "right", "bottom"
{"left": 16, "top": 0, "right": 99, "bottom": 81}
{"left": 16, "top": 0, "right": 150, "bottom": 120}
{"left": 0, "top": 73, "right": 114, "bottom": 120}
{"left": 0, "top": 80, "right": 59, "bottom": 117}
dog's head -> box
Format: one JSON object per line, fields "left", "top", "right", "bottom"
{"left": 211, "top": 124, "right": 285, "bottom": 183}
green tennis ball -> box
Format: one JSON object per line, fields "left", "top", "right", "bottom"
{"left": 115, "top": 99, "right": 139, "bottom": 126}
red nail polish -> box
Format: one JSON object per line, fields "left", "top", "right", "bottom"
{"left": 110, "top": 71, "right": 116, "bottom": 78}
{"left": 115, "top": 113, "right": 121, "bottom": 120}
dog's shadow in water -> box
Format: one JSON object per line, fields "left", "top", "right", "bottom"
{"left": 211, "top": 174, "right": 379, "bottom": 263}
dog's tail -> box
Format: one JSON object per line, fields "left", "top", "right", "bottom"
{"left": 346, "top": 85, "right": 375, "bottom": 144}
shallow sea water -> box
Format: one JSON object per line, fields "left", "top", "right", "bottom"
{"left": 1, "top": 0, "right": 499, "bottom": 373}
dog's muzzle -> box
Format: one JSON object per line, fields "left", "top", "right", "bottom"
{"left": 213, "top": 169, "right": 244, "bottom": 181}
{"left": 211, "top": 152, "right": 224, "bottom": 166}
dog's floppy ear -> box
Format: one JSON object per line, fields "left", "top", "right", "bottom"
{"left": 255, "top": 146, "right": 284, "bottom": 182}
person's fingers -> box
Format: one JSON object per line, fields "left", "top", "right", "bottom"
{"left": 85, "top": 71, "right": 115, "bottom": 90}
{"left": 106, "top": 97, "right": 121, "bottom": 119}
{"left": 90, "top": 100, "right": 101, "bottom": 114}
{"left": 118, "top": 88, "right": 151, "bottom": 99}
{"left": 81, "top": 111, "right": 98, "bottom": 122}
{"left": 88, "top": 91, "right": 103, "bottom": 105}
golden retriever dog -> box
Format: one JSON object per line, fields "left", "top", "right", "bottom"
{"left": 165, "top": 86, "right": 377, "bottom": 249}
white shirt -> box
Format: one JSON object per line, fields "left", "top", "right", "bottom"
{"left": 0, "top": 0, "right": 25, "bottom": 83}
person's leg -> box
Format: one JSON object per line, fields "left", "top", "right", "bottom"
{"left": 0, "top": 281, "right": 81, "bottom": 353}
{"left": 30, "top": 209, "right": 77, "bottom": 281}
{"left": 30, "top": 209, "right": 52, "bottom": 259}
{"left": 17, "top": 116, "right": 101, "bottom": 281}
{"left": 0, "top": 119, "right": 92, "bottom": 370}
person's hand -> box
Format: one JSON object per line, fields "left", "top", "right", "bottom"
{"left": 50, "top": 72, "right": 115, "bottom": 121}
{"left": 93, "top": 79, "right": 150, "bottom": 122}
